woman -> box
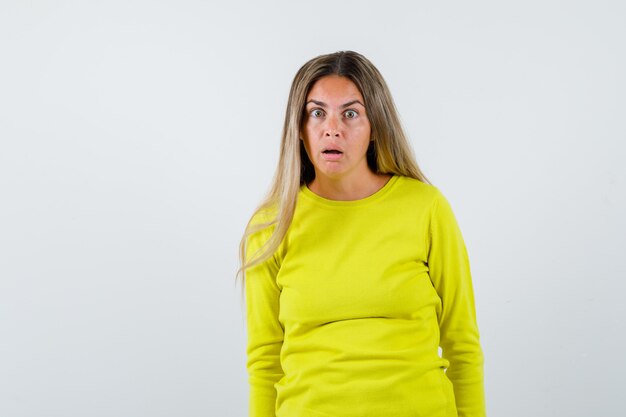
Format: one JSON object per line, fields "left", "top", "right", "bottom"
{"left": 237, "top": 51, "right": 486, "bottom": 417}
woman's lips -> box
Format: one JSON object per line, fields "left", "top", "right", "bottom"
{"left": 322, "top": 150, "right": 343, "bottom": 161}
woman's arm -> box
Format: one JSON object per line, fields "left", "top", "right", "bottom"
{"left": 427, "top": 190, "right": 486, "bottom": 417}
{"left": 245, "top": 215, "right": 284, "bottom": 417}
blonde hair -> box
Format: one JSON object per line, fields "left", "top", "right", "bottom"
{"left": 236, "top": 50, "right": 431, "bottom": 300}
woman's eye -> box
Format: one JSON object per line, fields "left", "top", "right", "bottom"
{"left": 311, "top": 109, "right": 324, "bottom": 118}
{"left": 344, "top": 110, "right": 357, "bottom": 119}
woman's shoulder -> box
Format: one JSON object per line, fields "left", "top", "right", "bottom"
{"left": 394, "top": 176, "right": 462, "bottom": 228}
{"left": 247, "top": 199, "right": 279, "bottom": 228}
{"left": 395, "top": 174, "right": 444, "bottom": 203}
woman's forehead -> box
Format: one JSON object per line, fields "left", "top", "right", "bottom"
{"left": 306, "top": 75, "right": 364, "bottom": 103}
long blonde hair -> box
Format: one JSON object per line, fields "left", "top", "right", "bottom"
{"left": 236, "top": 50, "right": 431, "bottom": 299}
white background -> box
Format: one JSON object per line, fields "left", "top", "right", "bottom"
{"left": 1, "top": 1, "right": 624, "bottom": 416}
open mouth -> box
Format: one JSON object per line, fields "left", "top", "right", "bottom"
{"left": 321, "top": 149, "right": 343, "bottom": 160}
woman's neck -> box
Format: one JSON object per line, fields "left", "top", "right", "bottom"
{"left": 307, "top": 172, "right": 393, "bottom": 201}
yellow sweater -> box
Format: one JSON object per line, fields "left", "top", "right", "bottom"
{"left": 245, "top": 174, "right": 485, "bottom": 417}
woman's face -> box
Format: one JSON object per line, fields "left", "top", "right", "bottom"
{"left": 301, "top": 75, "right": 372, "bottom": 181}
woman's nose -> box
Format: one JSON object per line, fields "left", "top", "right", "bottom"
{"left": 324, "top": 116, "right": 340, "bottom": 137}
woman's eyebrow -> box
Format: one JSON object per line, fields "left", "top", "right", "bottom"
{"left": 305, "top": 99, "right": 365, "bottom": 108}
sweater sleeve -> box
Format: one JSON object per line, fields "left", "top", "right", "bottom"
{"left": 427, "top": 190, "right": 486, "bottom": 417}
{"left": 245, "top": 214, "right": 284, "bottom": 417}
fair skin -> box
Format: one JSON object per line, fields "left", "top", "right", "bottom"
{"left": 301, "top": 75, "right": 392, "bottom": 201}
